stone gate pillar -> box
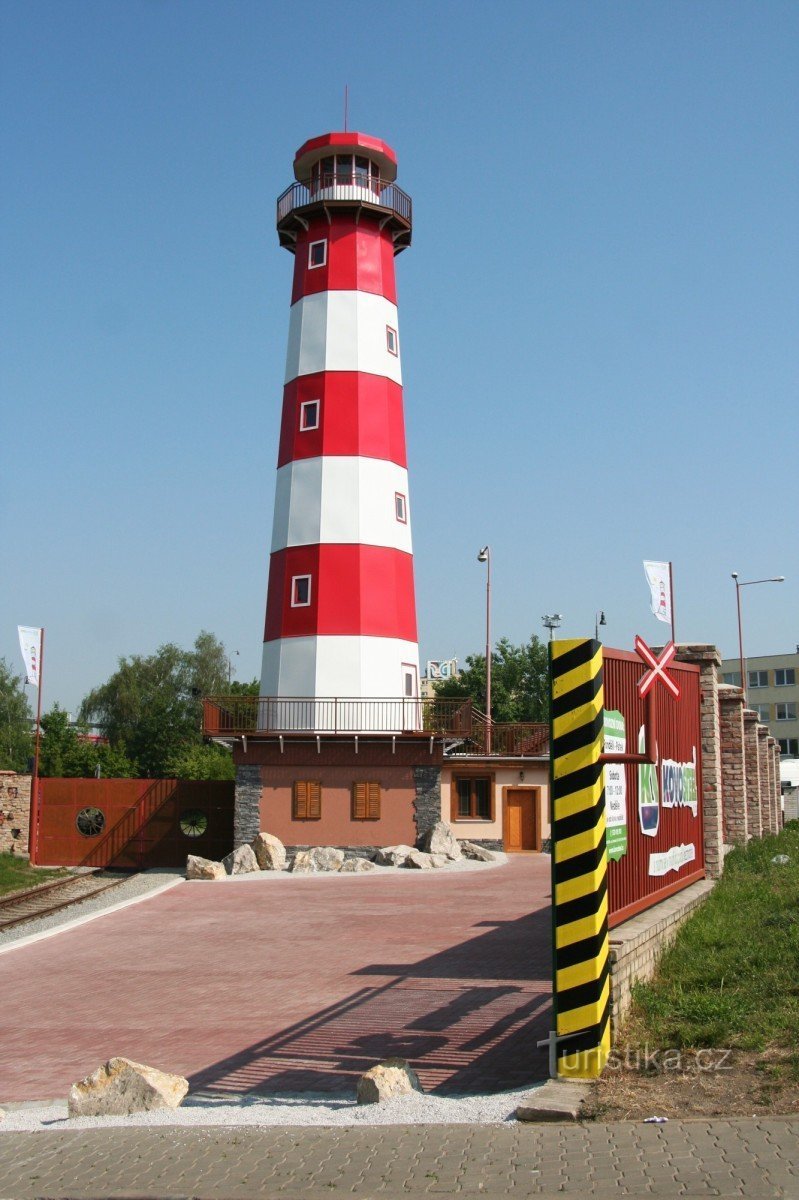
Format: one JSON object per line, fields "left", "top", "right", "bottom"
{"left": 718, "top": 685, "right": 748, "bottom": 845}
{"left": 674, "top": 645, "right": 724, "bottom": 877}
{"left": 769, "top": 738, "right": 782, "bottom": 831}
{"left": 743, "top": 709, "right": 762, "bottom": 838}
{"left": 757, "top": 726, "right": 772, "bottom": 833}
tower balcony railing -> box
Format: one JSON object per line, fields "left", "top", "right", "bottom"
{"left": 276, "top": 179, "right": 412, "bottom": 229}
{"left": 203, "top": 695, "right": 471, "bottom": 738}
{"left": 202, "top": 695, "right": 549, "bottom": 757}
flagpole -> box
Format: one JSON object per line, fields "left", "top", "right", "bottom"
{"left": 28, "top": 628, "right": 44, "bottom": 865}
{"left": 668, "top": 562, "right": 676, "bottom": 644}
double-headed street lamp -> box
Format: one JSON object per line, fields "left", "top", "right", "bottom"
{"left": 477, "top": 546, "right": 492, "bottom": 752}
{"left": 542, "top": 613, "right": 563, "bottom": 642}
{"left": 731, "top": 572, "right": 785, "bottom": 703}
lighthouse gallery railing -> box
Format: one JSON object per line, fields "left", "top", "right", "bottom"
{"left": 277, "top": 180, "right": 412, "bottom": 227}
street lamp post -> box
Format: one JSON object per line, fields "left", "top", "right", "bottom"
{"left": 477, "top": 546, "right": 491, "bottom": 751}
{"left": 542, "top": 613, "right": 563, "bottom": 642}
{"left": 595, "top": 611, "right": 607, "bottom": 641}
{"left": 731, "top": 573, "right": 785, "bottom": 703}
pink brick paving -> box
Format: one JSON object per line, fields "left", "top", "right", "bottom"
{"left": 0, "top": 854, "right": 552, "bottom": 1101}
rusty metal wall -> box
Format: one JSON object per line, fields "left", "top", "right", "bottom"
{"left": 35, "top": 778, "right": 235, "bottom": 869}
{"left": 604, "top": 648, "right": 705, "bottom": 927}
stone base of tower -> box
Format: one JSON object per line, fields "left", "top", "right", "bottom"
{"left": 232, "top": 736, "right": 443, "bottom": 851}
{"left": 231, "top": 737, "right": 551, "bottom": 857}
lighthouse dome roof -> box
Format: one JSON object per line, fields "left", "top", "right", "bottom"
{"left": 293, "top": 131, "right": 398, "bottom": 184}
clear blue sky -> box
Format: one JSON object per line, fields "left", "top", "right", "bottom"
{"left": 2, "top": 0, "right": 796, "bottom": 713}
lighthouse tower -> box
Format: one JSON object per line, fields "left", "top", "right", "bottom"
{"left": 261, "top": 132, "right": 420, "bottom": 706}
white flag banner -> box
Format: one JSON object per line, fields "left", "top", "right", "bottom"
{"left": 643, "top": 561, "right": 672, "bottom": 626}
{"left": 17, "top": 626, "right": 42, "bottom": 687}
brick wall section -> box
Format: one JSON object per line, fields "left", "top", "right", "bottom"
{"left": 0, "top": 772, "right": 31, "bottom": 856}
{"left": 675, "top": 645, "right": 724, "bottom": 877}
{"left": 718, "top": 685, "right": 748, "bottom": 845}
{"left": 757, "top": 727, "right": 772, "bottom": 833}
{"left": 767, "top": 734, "right": 777, "bottom": 830}
{"left": 609, "top": 879, "right": 715, "bottom": 1028}
{"left": 743, "top": 710, "right": 762, "bottom": 838}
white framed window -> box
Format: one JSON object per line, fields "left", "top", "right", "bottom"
{"left": 299, "top": 399, "right": 320, "bottom": 431}
{"left": 779, "top": 738, "right": 799, "bottom": 756}
{"left": 751, "top": 704, "right": 770, "bottom": 722}
{"left": 386, "top": 325, "right": 398, "bottom": 356}
{"left": 395, "top": 492, "right": 407, "bottom": 523}
{"left": 722, "top": 671, "right": 742, "bottom": 686}
{"left": 291, "top": 575, "right": 312, "bottom": 607}
{"left": 775, "top": 702, "right": 796, "bottom": 721}
{"left": 402, "top": 663, "right": 418, "bottom": 698}
{"left": 748, "top": 670, "right": 769, "bottom": 688}
{"left": 775, "top": 668, "right": 796, "bottom": 687}
{"left": 308, "top": 239, "right": 327, "bottom": 269}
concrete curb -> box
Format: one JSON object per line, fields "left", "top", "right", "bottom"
{"left": 515, "top": 1079, "right": 590, "bottom": 1122}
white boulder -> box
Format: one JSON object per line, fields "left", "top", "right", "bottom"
{"left": 419, "top": 821, "right": 462, "bottom": 861}
{"left": 68, "top": 1057, "right": 189, "bottom": 1118}
{"left": 402, "top": 849, "right": 434, "bottom": 869}
{"left": 251, "top": 832, "right": 287, "bottom": 871}
{"left": 340, "top": 857, "right": 376, "bottom": 873}
{"left": 357, "top": 1058, "right": 423, "bottom": 1105}
{"left": 460, "top": 841, "right": 496, "bottom": 862}
{"left": 291, "top": 846, "right": 345, "bottom": 873}
{"left": 374, "top": 845, "right": 414, "bottom": 867}
{"left": 222, "top": 844, "right": 260, "bottom": 875}
{"left": 186, "top": 855, "right": 226, "bottom": 881}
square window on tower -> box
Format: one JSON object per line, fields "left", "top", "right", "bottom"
{"left": 386, "top": 326, "right": 398, "bottom": 355}
{"left": 308, "top": 239, "right": 327, "bottom": 269}
{"left": 291, "top": 575, "right": 312, "bottom": 607}
{"left": 300, "top": 400, "right": 320, "bottom": 431}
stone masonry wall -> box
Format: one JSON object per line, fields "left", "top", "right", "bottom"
{"left": 769, "top": 738, "right": 782, "bottom": 832}
{"left": 234, "top": 764, "right": 262, "bottom": 849}
{"left": 757, "top": 727, "right": 772, "bottom": 834}
{"left": 743, "top": 710, "right": 762, "bottom": 838}
{"left": 675, "top": 645, "right": 724, "bottom": 877}
{"left": 0, "top": 772, "right": 31, "bottom": 856}
{"left": 718, "top": 686, "right": 748, "bottom": 845}
{"left": 413, "top": 765, "right": 442, "bottom": 844}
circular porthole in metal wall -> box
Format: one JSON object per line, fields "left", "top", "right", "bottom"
{"left": 179, "top": 810, "right": 208, "bottom": 838}
{"left": 76, "top": 807, "right": 105, "bottom": 838}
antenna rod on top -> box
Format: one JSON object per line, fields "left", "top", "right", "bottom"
{"left": 344, "top": 85, "right": 348, "bottom": 132}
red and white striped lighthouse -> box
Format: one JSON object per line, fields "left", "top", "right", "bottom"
{"left": 261, "top": 131, "right": 420, "bottom": 704}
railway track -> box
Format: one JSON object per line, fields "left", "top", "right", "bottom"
{"left": 0, "top": 871, "right": 132, "bottom": 933}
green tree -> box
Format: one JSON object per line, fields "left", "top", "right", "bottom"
{"left": 433, "top": 635, "right": 549, "bottom": 723}
{"left": 79, "top": 632, "right": 230, "bottom": 778}
{"left": 162, "top": 742, "right": 235, "bottom": 781}
{"left": 0, "top": 658, "right": 34, "bottom": 772}
{"left": 38, "top": 705, "right": 136, "bottom": 778}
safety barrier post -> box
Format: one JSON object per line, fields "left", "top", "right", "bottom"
{"left": 550, "top": 638, "right": 610, "bottom": 1078}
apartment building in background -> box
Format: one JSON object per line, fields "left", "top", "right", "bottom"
{"left": 720, "top": 650, "right": 799, "bottom": 758}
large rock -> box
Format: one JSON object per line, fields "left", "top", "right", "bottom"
{"left": 357, "top": 1058, "right": 423, "bottom": 1105}
{"left": 186, "top": 855, "right": 226, "bottom": 881}
{"left": 374, "top": 845, "right": 414, "bottom": 867}
{"left": 460, "top": 841, "right": 496, "bottom": 862}
{"left": 222, "top": 844, "right": 260, "bottom": 875}
{"left": 291, "top": 846, "right": 345, "bottom": 873}
{"left": 429, "top": 854, "right": 449, "bottom": 868}
{"left": 402, "top": 849, "right": 434, "bottom": 870}
{"left": 419, "top": 821, "right": 462, "bottom": 861}
{"left": 340, "top": 857, "right": 376, "bottom": 873}
{"left": 251, "top": 832, "right": 286, "bottom": 871}
{"left": 68, "top": 1057, "right": 189, "bottom": 1118}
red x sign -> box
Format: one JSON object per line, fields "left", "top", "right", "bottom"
{"left": 635, "top": 636, "right": 681, "bottom": 701}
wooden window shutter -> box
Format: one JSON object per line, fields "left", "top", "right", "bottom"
{"left": 366, "top": 781, "right": 381, "bottom": 820}
{"left": 293, "top": 780, "right": 321, "bottom": 820}
{"left": 352, "top": 782, "right": 367, "bottom": 820}
{"left": 308, "top": 780, "right": 321, "bottom": 820}
{"left": 352, "top": 782, "right": 380, "bottom": 820}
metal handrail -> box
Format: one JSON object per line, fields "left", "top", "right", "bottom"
{"left": 203, "top": 695, "right": 469, "bottom": 737}
{"left": 276, "top": 180, "right": 412, "bottom": 227}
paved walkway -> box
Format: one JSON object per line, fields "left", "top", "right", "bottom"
{"left": 1, "top": 1119, "right": 797, "bottom": 1197}
{"left": 0, "top": 855, "right": 552, "bottom": 1101}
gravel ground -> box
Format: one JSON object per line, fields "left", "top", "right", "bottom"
{"left": 0, "top": 869, "right": 184, "bottom": 948}
{"left": 0, "top": 1084, "right": 539, "bottom": 1131}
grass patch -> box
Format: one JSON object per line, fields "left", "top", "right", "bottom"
{"left": 0, "top": 853, "right": 70, "bottom": 897}
{"left": 627, "top": 821, "right": 799, "bottom": 1052}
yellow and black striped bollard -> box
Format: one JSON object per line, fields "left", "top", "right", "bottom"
{"left": 549, "top": 638, "right": 610, "bottom": 1078}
